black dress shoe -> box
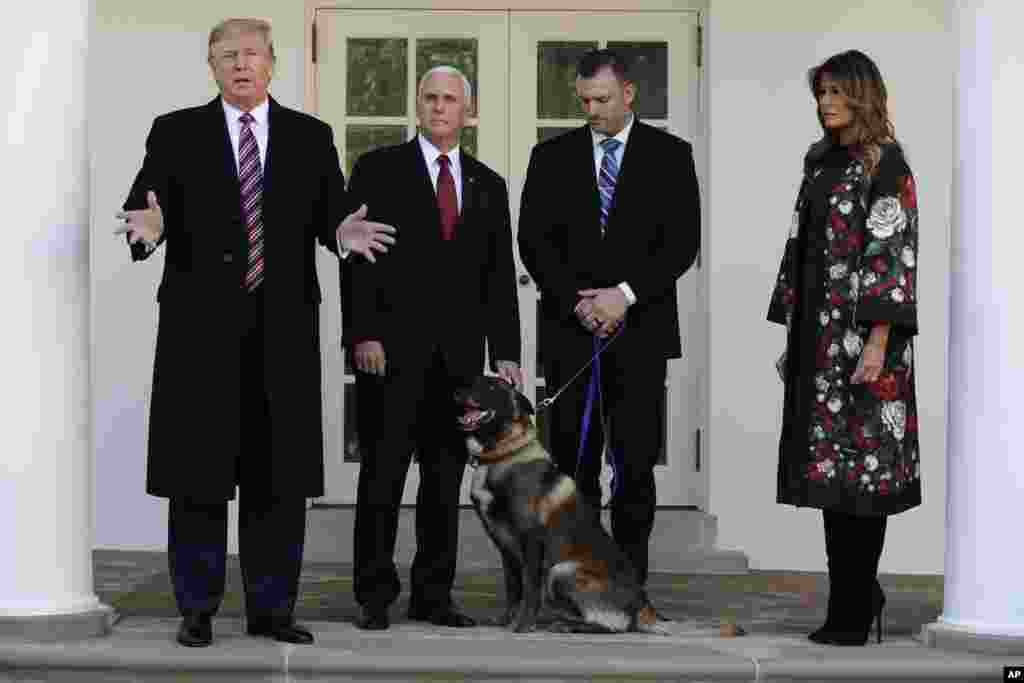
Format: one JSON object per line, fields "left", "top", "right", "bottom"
{"left": 407, "top": 602, "right": 477, "bottom": 627}
{"left": 247, "top": 619, "right": 315, "bottom": 644}
{"left": 355, "top": 606, "right": 390, "bottom": 630}
{"left": 177, "top": 615, "right": 212, "bottom": 647}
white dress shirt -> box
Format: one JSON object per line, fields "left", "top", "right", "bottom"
{"left": 222, "top": 98, "right": 269, "bottom": 173}
{"left": 589, "top": 114, "right": 637, "bottom": 306}
{"left": 418, "top": 133, "right": 463, "bottom": 211}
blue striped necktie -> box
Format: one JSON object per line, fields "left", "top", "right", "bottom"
{"left": 598, "top": 137, "right": 622, "bottom": 235}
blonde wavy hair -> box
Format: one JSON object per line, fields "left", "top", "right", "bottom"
{"left": 807, "top": 50, "right": 898, "bottom": 178}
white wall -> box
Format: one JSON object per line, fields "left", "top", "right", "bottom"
{"left": 705, "top": 0, "right": 951, "bottom": 573}
{"left": 91, "top": 0, "right": 952, "bottom": 574}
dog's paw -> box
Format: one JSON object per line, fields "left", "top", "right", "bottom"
{"left": 547, "top": 620, "right": 577, "bottom": 634}
{"left": 497, "top": 608, "right": 518, "bottom": 627}
{"left": 510, "top": 614, "right": 538, "bottom": 633}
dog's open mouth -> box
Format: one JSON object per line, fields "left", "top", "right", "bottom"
{"left": 457, "top": 402, "right": 495, "bottom": 432}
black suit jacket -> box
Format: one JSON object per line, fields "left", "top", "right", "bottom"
{"left": 518, "top": 121, "right": 700, "bottom": 360}
{"left": 342, "top": 138, "right": 521, "bottom": 375}
{"left": 123, "top": 96, "right": 346, "bottom": 501}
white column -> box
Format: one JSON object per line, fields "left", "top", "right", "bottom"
{"left": 923, "top": 1, "right": 1024, "bottom": 655}
{"left": 0, "top": 0, "right": 112, "bottom": 640}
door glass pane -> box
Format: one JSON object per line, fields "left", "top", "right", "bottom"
{"left": 417, "top": 38, "right": 479, "bottom": 113}
{"left": 537, "top": 41, "right": 598, "bottom": 119}
{"left": 606, "top": 42, "right": 668, "bottom": 119}
{"left": 460, "top": 125, "right": 478, "bottom": 158}
{"left": 535, "top": 305, "right": 544, "bottom": 379}
{"left": 535, "top": 385, "right": 552, "bottom": 453}
{"left": 657, "top": 384, "right": 667, "bottom": 466}
{"left": 347, "top": 38, "right": 408, "bottom": 117}
{"left": 537, "top": 127, "right": 575, "bottom": 144}
{"left": 345, "top": 125, "right": 407, "bottom": 177}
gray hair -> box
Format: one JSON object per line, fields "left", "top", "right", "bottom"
{"left": 208, "top": 18, "right": 275, "bottom": 62}
{"left": 418, "top": 66, "right": 473, "bottom": 103}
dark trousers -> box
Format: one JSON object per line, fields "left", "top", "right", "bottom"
{"left": 352, "top": 347, "right": 471, "bottom": 609}
{"left": 544, "top": 336, "right": 667, "bottom": 587}
{"left": 822, "top": 509, "right": 888, "bottom": 627}
{"left": 167, "top": 288, "right": 307, "bottom": 624}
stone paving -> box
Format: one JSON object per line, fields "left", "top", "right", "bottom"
{"left": 92, "top": 550, "right": 943, "bottom": 637}
{"left": 0, "top": 551, "right": 1018, "bottom": 682}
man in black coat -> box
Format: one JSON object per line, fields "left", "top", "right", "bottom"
{"left": 517, "top": 49, "right": 700, "bottom": 612}
{"left": 343, "top": 66, "right": 522, "bottom": 630}
{"left": 115, "top": 18, "right": 395, "bottom": 647}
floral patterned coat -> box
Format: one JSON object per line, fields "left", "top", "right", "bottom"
{"left": 767, "top": 142, "right": 921, "bottom": 516}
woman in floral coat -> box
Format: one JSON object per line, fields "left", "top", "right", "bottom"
{"left": 767, "top": 50, "right": 920, "bottom": 646}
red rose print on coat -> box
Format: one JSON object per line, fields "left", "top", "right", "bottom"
{"left": 869, "top": 371, "right": 900, "bottom": 401}
{"left": 900, "top": 175, "right": 917, "bottom": 210}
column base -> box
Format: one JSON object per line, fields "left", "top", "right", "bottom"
{"left": 0, "top": 605, "right": 116, "bottom": 642}
{"left": 922, "top": 620, "right": 1024, "bottom": 656}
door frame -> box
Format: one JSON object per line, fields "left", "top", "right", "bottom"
{"left": 303, "top": 0, "right": 711, "bottom": 511}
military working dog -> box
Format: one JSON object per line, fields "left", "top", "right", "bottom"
{"left": 454, "top": 376, "right": 666, "bottom": 634}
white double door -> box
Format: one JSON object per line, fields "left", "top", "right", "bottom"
{"left": 312, "top": 8, "right": 705, "bottom": 508}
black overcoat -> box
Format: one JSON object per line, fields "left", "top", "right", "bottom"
{"left": 123, "top": 97, "right": 347, "bottom": 501}
{"left": 767, "top": 142, "right": 921, "bottom": 515}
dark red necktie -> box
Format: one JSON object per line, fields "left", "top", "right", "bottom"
{"left": 437, "top": 154, "right": 458, "bottom": 241}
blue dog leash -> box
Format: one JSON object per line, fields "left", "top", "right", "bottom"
{"left": 538, "top": 324, "right": 625, "bottom": 503}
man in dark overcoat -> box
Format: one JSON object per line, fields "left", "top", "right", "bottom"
{"left": 115, "top": 18, "right": 394, "bottom": 647}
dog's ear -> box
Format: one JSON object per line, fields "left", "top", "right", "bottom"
{"left": 515, "top": 390, "right": 535, "bottom": 417}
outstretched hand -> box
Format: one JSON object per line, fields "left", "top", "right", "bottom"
{"left": 114, "top": 190, "right": 163, "bottom": 249}
{"left": 337, "top": 204, "right": 397, "bottom": 263}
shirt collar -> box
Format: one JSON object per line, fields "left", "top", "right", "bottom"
{"left": 418, "top": 133, "right": 460, "bottom": 170}
{"left": 591, "top": 113, "right": 635, "bottom": 149}
{"left": 222, "top": 97, "right": 270, "bottom": 128}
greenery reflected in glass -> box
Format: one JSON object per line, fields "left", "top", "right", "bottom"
{"left": 345, "top": 125, "right": 407, "bottom": 177}
{"left": 537, "top": 127, "right": 576, "bottom": 144}
{"left": 537, "top": 42, "right": 598, "bottom": 119}
{"left": 416, "top": 39, "right": 479, "bottom": 114}
{"left": 608, "top": 42, "right": 669, "bottom": 119}
{"left": 347, "top": 38, "right": 407, "bottom": 117}
{"left": 459, "top": 125, "right": 478, "bottom": 158}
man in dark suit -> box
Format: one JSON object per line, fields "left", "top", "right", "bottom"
{"left": 343, "top": 66, "right": 522, "bottom": 631}
{"left": 517, "top": 49, "right": 700, "bottom": 612}
{"left": 114, "top": 18, "right": 395, "bottom": 647}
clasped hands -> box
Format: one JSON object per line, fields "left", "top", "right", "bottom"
{"left": 575, "top": 287, "right": 628, "bottom": 338}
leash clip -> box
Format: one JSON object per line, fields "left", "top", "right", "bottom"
{"left": 537, "top": 325, "right": 624, "bottom": 411}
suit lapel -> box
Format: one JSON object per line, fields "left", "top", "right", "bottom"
{"left": 458, "top": 149, "right": 477, "bottom": 226}
{"left": 210, "top": 98, "right": 241, "bottom": 198}
{"left": 407, "top": 138, "right": 442, "bottom": 232}
{"left": 576, "top": 125, "right": 603, "bottom": 235}
{"left": 263, "top": 97, "right": 279, "bottom": 208}
{"left": 604, "top": 119, "right": 646, "bottom": 234}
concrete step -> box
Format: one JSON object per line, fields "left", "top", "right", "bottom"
{"left": 304, "top": 505, "right": 749, "bottom": 573}
{"left": 0, "top": 617, "right": 1017, "bottom": 682}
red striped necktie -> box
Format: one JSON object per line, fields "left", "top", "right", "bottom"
{"left": 238, "top": 113, "right": 264, "bottom": 291}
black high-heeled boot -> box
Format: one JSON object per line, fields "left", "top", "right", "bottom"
{"left": 870, "top": 578, "right": 886, "bottom": 644}
{"left": 812, "top": 514, "right": 888, "bottom": 646}
{"left": 808, "top": 510, "right": 842, "bottom": 643}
